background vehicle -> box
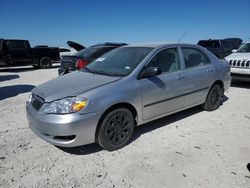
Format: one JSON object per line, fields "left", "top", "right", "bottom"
{"left": 58, "top": 42, "right": 127, "bottom": 75}
{"left": 197, "top": 38, "right": 242, "bottom": 59}
{"left": 225, "top": 42, "right": 250, "bottom": 81}
{"left": 27, "top": 43, "right": 231, "bottom": 151}
{"left": 59, "top": 41, "right": 86, "bottom": 57}
{"left": 0, "top": 39, "right": 60, "bottom": 68}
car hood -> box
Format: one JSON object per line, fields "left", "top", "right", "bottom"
{"left": 225, "top": 52, "right": 250, "bottom": 60}
{"left": 32, "top": 71, "right": 121, "bottom": 102}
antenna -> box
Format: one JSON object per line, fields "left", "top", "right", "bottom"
{"left": 178, "top": 30, "right": 187, "bottom": 43}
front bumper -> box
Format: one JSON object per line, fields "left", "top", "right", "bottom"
{"left": 231, "top": 68, "right": 250, "bottom": 82}
{"left": 26, "top": 102, "right": 99, "bottom": 147}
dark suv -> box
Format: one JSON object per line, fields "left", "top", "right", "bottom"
{"left": 197, "top": 38, "right": 242, "bottom": 59}
{"left": 58, "top": 42, "right": 127, "bottom": 75}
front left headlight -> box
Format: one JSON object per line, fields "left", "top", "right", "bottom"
{"left": 42, "top": 97, "right": 88, "bottom": 114}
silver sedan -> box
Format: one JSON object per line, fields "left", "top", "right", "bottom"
{"left": 26, "top": 43, "right": 231, "bottom": 151}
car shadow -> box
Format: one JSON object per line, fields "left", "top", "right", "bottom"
{"left": 231, "top": 81, "right": 250, "bottom": 89}
{"left": 56, "top": 143, "right": 103, "bottom": 155}
{"left": 0, "top": 64, "right": 60, "bottom": 73}
{"left": 131, "top": 106, "right": 203, "bottom": 142}
{"left": 0, "top": 74, "right": 20, "bottom": 82}
{"left": 0, "top": 84, "right": 35, "bottom": 100}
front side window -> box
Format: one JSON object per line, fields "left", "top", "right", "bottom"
{"left": 147, "top": 48, "right": 180, "bottom": 73}
{"left": 181, "top": 48, "right": 210, "bottom": 69}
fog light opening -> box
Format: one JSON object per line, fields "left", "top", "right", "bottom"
{"left": 53, "top": 135, "right": 76, "bottom": 141}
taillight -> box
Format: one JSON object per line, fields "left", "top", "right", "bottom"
{"left": 75, "top": 59, "right": 88, "bottom": 69}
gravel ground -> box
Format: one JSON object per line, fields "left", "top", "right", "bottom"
{"left": 0, "top": 65, "right": 250, "bottom": 188}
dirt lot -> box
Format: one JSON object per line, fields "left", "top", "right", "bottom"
{"left": 0, "top": 65, "right": 250, "bottom": 188}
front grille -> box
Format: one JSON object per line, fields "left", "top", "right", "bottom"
{"left": 31, "top": 94, "right": 44, "bottom": 110}
{"left": 229, "top": 60, "right": 250, "bottom": 68}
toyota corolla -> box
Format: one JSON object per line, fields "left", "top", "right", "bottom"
{"left": 26, "top": 43, "right": 231, "bottom": 151}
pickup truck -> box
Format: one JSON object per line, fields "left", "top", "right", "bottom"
{"left": 0, "top": 39, "right": 60, "bottom": 68}
{"left": 197, "top": 38, "right": 242, "bottom": 59}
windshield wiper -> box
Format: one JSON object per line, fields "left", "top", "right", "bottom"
{"left": 92, "top": 70, "right": 122, "bottom": 77}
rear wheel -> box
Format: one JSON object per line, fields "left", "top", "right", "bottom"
{"left": 40, "top": 57, "right": 52, "bottom": 69}
{"left": 97, "top": 108, "right": 135, "bottom": 151}
{"left": 202, "top": 84, "right": 223, "bottom": 111}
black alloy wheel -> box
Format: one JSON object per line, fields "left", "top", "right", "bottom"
{"left": 97, "top": 108, "right": 135, "bottom": 151}
{"left": 202, "top": 84, "right": 223, "bottom": 111}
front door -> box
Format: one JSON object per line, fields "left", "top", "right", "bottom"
{"left": 7, "top": 40, "right": 32, "bottom": 64}
{"left": 140, "top": 47, "right": 187, "bottom": 121}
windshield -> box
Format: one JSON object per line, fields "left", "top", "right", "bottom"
{"left": 237, "top": 43, "right": 250, "bottom": 53}
{"left": 83, "top": 47, "right": 153, "bottom": 77}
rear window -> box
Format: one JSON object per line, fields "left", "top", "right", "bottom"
{"left": 74, "top": 47, "right": 115, "bottom": 59}
{"left": 198, "top": 40, "right": 220, "bottom": 48}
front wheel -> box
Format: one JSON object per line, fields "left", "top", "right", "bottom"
{"left": 202, "top": 84, "right": 223, "bottom": 111}
{"left": 97, "top": 108, "right": 135, "bottom": 151}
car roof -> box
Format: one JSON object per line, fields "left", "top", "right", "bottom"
{"left": 125, "top": 42, "right": 197, "bottom": 48}
{"left": 91, "top": 42, "right": 127, "bottom": 47}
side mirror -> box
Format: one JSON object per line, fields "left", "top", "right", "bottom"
{"left": 232, "top": 49, "right": 237, "bottom": 53}
{"left": 141, "top": 67, "right": 161, "bottom": 79}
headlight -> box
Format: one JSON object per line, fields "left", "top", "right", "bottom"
{"left": 42, "top": 97, "right": 88, "bottom": 114}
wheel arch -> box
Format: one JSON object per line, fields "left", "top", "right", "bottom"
{"left": 95, "top": 102, "right": 138, "bottom": 142}
{"left": 212, "top": 80, "right": 224, "bottom": 93}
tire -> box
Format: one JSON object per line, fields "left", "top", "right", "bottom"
{"left": 202, "top": 84, "right": 223, "bottom": 111}
{"left": 40, "top": 57, "right": 52, "bottom": 69}
{"left": 97, "top": 108, "right": 135, "bottom": 151}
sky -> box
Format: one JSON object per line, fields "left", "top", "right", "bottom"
{"left": 0, "top": 0, "right": 250, "bottom": 47}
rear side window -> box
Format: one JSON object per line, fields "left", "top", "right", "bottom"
{"left": 181, "top": 48, "right": 211, "bottom": 69}
{"left": 147, "top": 48, "right": 180, "bottom": 73}
{"left": 9, "top": 41, "right": 26, "bottom": 49}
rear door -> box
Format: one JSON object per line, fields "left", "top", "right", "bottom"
{"left": 140, "top": 47, "right": 187, "bottom": 121}
{"left": 7, "top": 40, "right": 32, "bottom": 64}
{"left": 180, "top": 47, "right": 216, "bottom": 107}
